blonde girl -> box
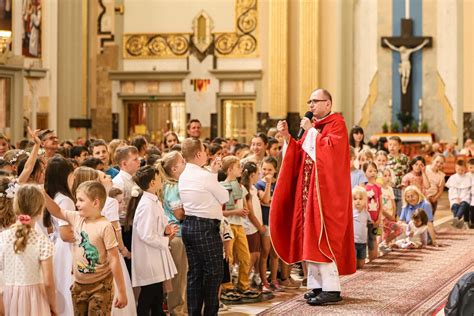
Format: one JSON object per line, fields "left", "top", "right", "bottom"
{"left": 0, "top": 133, "right": 10, "bottom": 157}
{"left": 357, "top": 148, "right": 374, "bottom": 169}
{"left": 352, "top": 186, "right": 371, "bottom": 269}
{"left": 362, "top": 162, "right": 382, "bottom": 261}
{"left": 400, "top": 185, "right": 438, "bottom": 246}
{"left": 155, "top": 151, "right": 189, "bottom": 315}
{"left": 425, "top": 154, "right": 446, "bottom": 214}
{"left": 0, "top": 184, "right": 57, "bottom": 315}
{"left": 378, "top": 168, "right": 402, "bottom": 252}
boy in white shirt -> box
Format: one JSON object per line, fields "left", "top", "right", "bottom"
{"left": 446, "top": 160, "right": 471, "bottom": 228}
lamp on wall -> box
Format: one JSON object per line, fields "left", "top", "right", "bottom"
{"left": 0, "top": 31, "right": 12, "bottom": 54}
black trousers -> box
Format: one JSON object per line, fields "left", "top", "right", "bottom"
{"left": 182, "top": 216, "right": 223, "bottom": 316}
{"left": 137, "top": 282, "right": 165, "bottom": 316}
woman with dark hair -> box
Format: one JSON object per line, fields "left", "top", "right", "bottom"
{"left": 163, "top": 131, "right": 180, "bottom": 153}
{"left": 43, "top": 156, "right": 75, "bottom": 316}
{"left": 249, "top": 133, "right": 269, "bottom": 165}
{"left": 349, "top": 125, "right": 369, "bottom": 155}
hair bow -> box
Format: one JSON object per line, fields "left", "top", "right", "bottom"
{"left": 131, "top": 185, "right": 141, "bottom": 197}
{"left": 17, "top": 214, "right": 31, "bottom": 225}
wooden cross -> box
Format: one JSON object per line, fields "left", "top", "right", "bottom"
{"left": 381, "top": 19, "right": 432, "bottom": 115}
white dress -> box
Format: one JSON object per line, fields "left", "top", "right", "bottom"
{"left": 0, "top": 228, "right": 53, "bottom": 315}
{"left": 52, "top": 193, "right": 75, "bottom": 316}
{"left": 102, "top": 197, "right": 137, "bottom": 316}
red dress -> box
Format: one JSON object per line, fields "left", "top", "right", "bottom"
{"left": 270, "top": 113, "right": 356, "bottom": 275}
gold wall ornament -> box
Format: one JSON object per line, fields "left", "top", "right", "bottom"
{"left": 192, "top": 11, "right": 214, "bottom": 54}
{"left": 124, "top": 34, "right": 190, "bottom": 58}
{"left": 123, "top": 0, "right": 258, "bottom": 59}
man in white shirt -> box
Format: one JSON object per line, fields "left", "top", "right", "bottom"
{"left": 179, "top": 138, "right": 228, "bottom": 315}
{"left": 112, "top": 145, "right": 140, "bottom": 274}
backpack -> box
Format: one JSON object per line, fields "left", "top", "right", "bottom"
{"left": 444, "top": 271, "right": 474, "bottom": 316}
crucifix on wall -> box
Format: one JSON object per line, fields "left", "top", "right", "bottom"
{"left": 381, "top": 0, "right": 432, "bottom": 115}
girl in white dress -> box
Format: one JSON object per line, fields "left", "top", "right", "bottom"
{"left": 0, "top": 184, "right": 57, "bottom": 315}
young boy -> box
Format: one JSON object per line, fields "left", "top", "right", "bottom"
{"left": 352, "top": 186, "right": 371, "bottom": 269}
{"left": 92, "top": 140, "right": 119, "bottom": 179}
{"left": 446, "top": 160, "right": 472, "bottom": 228}
{"left": 70, "top": 146, "right": 89, "bottom": 165}
{"left": 385, "top": 136, "right": 409, "bottom": 216}
{"left": 350, "top": 146, "right": 367, "bottom": 189}
{"left": 43, "top": 181, "right": 127, "bottom": 314}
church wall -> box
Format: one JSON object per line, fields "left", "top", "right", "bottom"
{"left": 464, "top": 0, "right": 474, "bottom": 113}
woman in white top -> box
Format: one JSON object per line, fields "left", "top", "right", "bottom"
{"left": 130, "top": 166, "right": 178, "bottom": 315}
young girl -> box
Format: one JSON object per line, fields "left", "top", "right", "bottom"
{"left": 220, "top": 156, "right": 258, "bottom": 300}
{"left": 162, "top": 131, "right": 180, "bottom": 153}
{"left": 352, "top": 186, "right": 371, "bottom": 269}
{"left": 130, "top": 166, "right": 178, "bottom": 315}
{"left": 255, "top": 157, "right": 280, "bottom": 292}
{"left": 241, "top": 161, "right": 266, "bottom": 287}
{"left": 401, "top": 156, "right": 431, "bottom": 194}
{"left": 156, "top": 151, "right": 189, "bottom": 315}
{"left": 395, "top": 209, "right": 429, "bottom": 249}
{"left": 0, "top": 184, "right": 57, "bottom": 315}
{"left": 378, "top": 168, "right": 402, "bottom": 253}
{"left": 374, "top": 150, "right": 388, "bottom": 183}
{"left": 357, "top": 148, "right": 374, "bottom": 170}
{"left": 425, "top": 154, "right": 446, "bottom": 214}
{"left": 0, "top": 133, "right": 10, "bottom": 157}
{"left": 362, "top": 162, "right": 382, "bottom": 260}
{"left": 43, "top": 156, "right": 75, "bottom": 316}
{"left": 400, "top": 185, "right": 438, "bottom": 246}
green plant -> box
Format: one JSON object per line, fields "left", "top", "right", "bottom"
{"left": 420, "top": 121, "right": 428, "bottom": 133}
{"left": 382, "top": 122, "right": 389, "bottom": 133}
{"left": 391, "top": 122, "right": 400, "bottom": 132}
{"left": 411, "top": 121, "right": 419, "bottom": 133}
{"left": 396, "top": 112, "right": 414, "bottom": 129}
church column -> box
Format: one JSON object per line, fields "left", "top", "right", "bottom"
{"left": 267, "top": 0, "right": 288, "bottom": 119}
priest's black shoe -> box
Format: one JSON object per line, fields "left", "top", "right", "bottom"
{"left": 306, "top": 291, "right": 342, "bottom": 306}
{"left": 303, "top": 288, "right": 322, "bottom": 300}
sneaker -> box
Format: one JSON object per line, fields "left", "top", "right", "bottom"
{"left": 378, "top": 242, "right": 392, "bottom": 254}
{"left": 452, "top": 218, "right": 460, "bottom": 227}
{"left": 240, "top": 288, "right": 261, "bottom": 299}
{"left": 219, "top": 302, "right": 229, "bottom": 311}
{"left": 307, "top": 291, "right": 342, "bottom": 306}
{"left": 221, "top": 291, "right": 241, "bottom": 301}
{"left": 262, "top": 283, "right": 273, "bottom": 293}
{"left": 280, "top": 277, "right": 301, "bottom": 289}
{"left": 270, "top": 280, "right": 282, "bottom": 292}
{"left": 456, "top": 219, "right": 466, "bottom": 229}
{"left": 252, "top": 274, "right": 262, "bottom": 287}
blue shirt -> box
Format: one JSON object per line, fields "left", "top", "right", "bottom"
{"left": 351, "top": 169, "right": 367, "bottom": 189}
{"left": 400, "top": 200, "right": 433, "bottom": 223}
{"left": 105, "top": 167, "right": 119, "bottom": 179}
{"left": 162, "top": 182, "right": 183, "bottom": 237}
{"left": 255, "top": 180, "right": 275, "bottom": 226}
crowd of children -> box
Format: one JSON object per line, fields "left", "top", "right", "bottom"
{"left": 0, "top": 121, "right": 472, "bottom": 315}
{"left": 350, "top": 127, "right": 474, "bottom": 269}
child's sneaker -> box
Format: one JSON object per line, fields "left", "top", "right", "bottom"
{"left": 261, "top": 282, "right": 273, "bottom": 293}
{"left": 271, "top": 279, "right": 282, "bottom": 292}
{"left": 252, "top": 274, "right": 262, "bottom": 287}
{"left": 452, "top": 218, "right": 460, "bottom": 227}
{"left": 456, "top": 219, "right": 466, "bottom": 229}
{"left": 378, "top": 242, "right": 392, "bottom": 254}
{"left": 280, "top": 277, "right": 301, "bottom": 289}
{"left": 219, "top": 302, "right": 229, "bottom": 311}
{"left": 240, "top": 288, "right": 261, "bottom": 299}
{"left": 221, "top": 290, "right": 241, "bottom": 301}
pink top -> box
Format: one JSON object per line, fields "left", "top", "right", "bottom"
{"left": 425, "top": 165, "right": 445, "bottom": 198}
{"left": 401, "top": 171, "right": 429, "bottom": 195}
{"left": 366, "top": 183, "right": 382, "bottom": 222}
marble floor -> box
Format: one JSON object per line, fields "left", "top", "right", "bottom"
{"left": 219, "top": 192, "right": 454, "bottom": 315}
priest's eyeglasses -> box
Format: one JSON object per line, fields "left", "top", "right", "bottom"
{"left": 306, "top": 99, "right": 328, "bottom": 105}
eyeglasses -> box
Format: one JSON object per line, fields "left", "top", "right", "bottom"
{"left": 306, "top": 99, "right": 328, "bottom": 105}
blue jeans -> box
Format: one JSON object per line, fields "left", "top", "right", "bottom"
{"left": 451, "top": 202, "right": 470, "bottom": 219}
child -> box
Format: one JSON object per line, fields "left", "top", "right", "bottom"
{"left": 445, "top": 160, "right": 471, "bottom": 228}
{"left": 130, "top": 166, "right": 178, "bottom": 315}
{"left": 374, "top": 150, "right": 388, "bottom": 184}
{"left": 395, "top": 209, "right": 429, "bottom": 249}
{"left": 350, "top": 146, "right": 367, "bottom": 189}
{"left": 156, "top": 151, "right": 188, "bottom": 315}
{"left": 255, "top": 157, "right": 281, "bottom": 292}
{"left": 386, "top": 136, "right": 409, "bottom": 216}
{"left": 378, "top": 168, "right": 402, "bottom": 253}
{"left": 400, "top": 185, "right": 438, "bottom": 246}
{"left": 241, "top": 161, "right": 266, "bottom": 288}
{"left": 425, "top": 154, "right": 446, "bottom": 214}
{"left": 362, "top": 162, "right": 382, "bottom": 261}
{"left": 468, "top": 158, "right": 474, "bottom": 228}
{"left": 92, "top": 140, "right": 119, "bottom": 179}
{"left": 220, "top": 156, "right": 257, "bottom": 300}
{"left": 219, "top": 217, "right": 234, "bottom": 311}
{"left": 401, "top": 156, "right": 431, "bottom": 194}
{"left": 43, "top": 181, "right": 128, "bottom": 313}
{"left": 352, "top": 186, "right": 371, "bottom": 269}
{"left": 0, "top": 184, "right": 57, "bottom": 315}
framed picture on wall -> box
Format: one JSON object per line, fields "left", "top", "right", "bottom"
{"left": 22, "top": 0, "right": 41, "bottom": 58}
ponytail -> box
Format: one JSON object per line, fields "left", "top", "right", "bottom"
{"left": 241, "top": 161, "right": 258, "bottom": 201}
{"left": 124, "top": 191, "right": 143, "bottom": 232}
{"left": 14, "top": 222, "right": 32, "bottom": 253}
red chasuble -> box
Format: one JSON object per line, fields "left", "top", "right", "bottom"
{"left": 270, "top": 113, "right": 356, "bottom": 275}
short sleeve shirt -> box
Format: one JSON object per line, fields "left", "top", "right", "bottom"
{"left": 63, "top": 211, "right": 118, "bottom": 284}
{"left": 351, "top": 169, "right": 368, "bottom": 189}
{"left": 400, "top": 200, "right": 433, "bottom": 223}
{"left": 255, "top": 180, "right": 276, "bottom": 226}
{"left": 162, "top": 182, "right": 183, "bottom": 237}
{"left": 387, "top": 153, "right": 409, "bottom": 188}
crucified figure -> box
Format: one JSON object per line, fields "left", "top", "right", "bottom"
{"left": 384, "top": 38, "right": 429, "bottom": 94}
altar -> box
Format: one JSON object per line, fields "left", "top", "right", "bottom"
{"left": 373, "top": 133, "right": 434, "bottom": 143}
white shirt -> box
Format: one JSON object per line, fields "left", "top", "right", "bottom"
{"left": 101, "top": 197, "right": 120, "bottom": 222}
{"left": 178, "top": 163, "right": 229, "bottom": 220}
{"left": 243, "top": 186, "right": 263, "bottom": 235}
{"left": 112, "top": 170, "right": 136, "bottom": 221}
{"left": 353, "top": 208, "right": 371, "bottom": 244}
{"left": 446, "top": 173, "right": 471, "bottom": 205}
{"left": 131, "top": 191, "right": 177, "bottom": 287}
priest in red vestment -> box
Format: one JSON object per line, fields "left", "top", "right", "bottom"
{"left": 271, "top": 88, "right": 356, "bottom": 306}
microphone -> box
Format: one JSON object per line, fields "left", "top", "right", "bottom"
{"left": 297, "top": 111, "right": 314, "bottom": 139}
